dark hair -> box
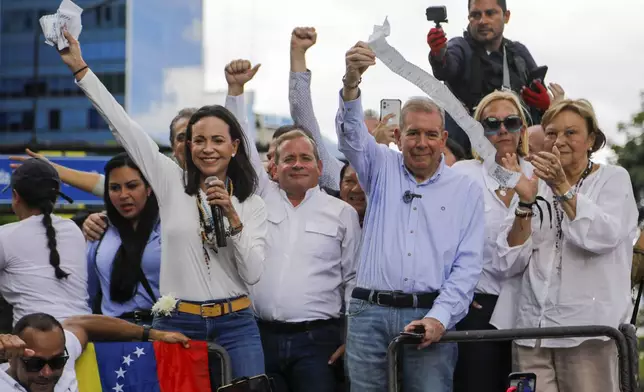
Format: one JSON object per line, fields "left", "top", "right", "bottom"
{"left": 272, "top": 124, "right": 313, "bottom": 140}
{"left": 446, "top": 138, "right": 467, "bottom": 162}
{"left": 468, "top": 0, "right": 507, "bottom": 12}
{"left": 184, "top": 105, "right": 258, "bottom": 202}
{"left": 13, "top": 172, "right": 68, "bottom": 280}
{"left": 169, "top": 108, "right": 198, "bottom": 147}
{"left": 13, "top": 313, "right": 64, "bottom": 338}
{"left": 103, "top": 153, "right": 159, "bottom": 303}
{"left": 340, "top": 161, "right": 351, "bottom": 185}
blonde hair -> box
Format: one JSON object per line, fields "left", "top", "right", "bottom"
{"left": 401, "top": 97, "right": 445, "bottom": 130}
{"left": 273, "top": 129, "right": 320, "bottom": 164}
{"left": 472, "top": 90, "right": 529, "bottom": 159}
{"left": 541, "top": 99, "right": 606, "bottom": 157}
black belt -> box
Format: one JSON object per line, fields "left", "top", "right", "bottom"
{"left": 258, "top": 318, "right": 341, "bottom": 334}
{"left": 119, "top": 310, "right": 153, "bottom": 323}
{"left": 352, "top": 287, "right": 438, "bottom": 308}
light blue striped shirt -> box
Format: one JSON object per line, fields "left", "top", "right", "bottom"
{"left": 335, "top": 91, "right": 485, "bottom": 329}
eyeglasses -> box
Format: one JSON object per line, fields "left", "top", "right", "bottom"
{"left": 20, "top": 350, "right": 69, "bottom": 372}
{"left": 481, "top": 115, "right": 523, "bottom": 135}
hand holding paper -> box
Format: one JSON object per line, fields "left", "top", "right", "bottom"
{"left": 39, "top": 0, "right": 83, "bottom": 50}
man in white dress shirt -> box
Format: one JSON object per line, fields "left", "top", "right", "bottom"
{"left": 0, "top": 313, "right": 188, "bottom": 392}
{"left": 223, "top": 60, "right": 361, "bottom": 392}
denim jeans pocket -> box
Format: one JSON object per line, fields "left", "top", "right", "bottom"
{"left": 346, "top": 298, "right": 369, "bottom": 318}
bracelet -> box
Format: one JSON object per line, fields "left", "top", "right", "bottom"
{"left": 518, "top": 201, "right": 534, "bottom": 209}
{"left": 141, "top": 325, "right": 152, "bottom": 342}
{"left": 515, "top": 207, "right": 534, "bottom": 218}
{"left": 342, "top": 74, "right": 361, "bottom": 89}
{"left": 634, "top": 247, "right": 644, "bottom": 256}
{"left": 228, "top": 223, "right": 244, "bottom": 237}
{"left": 73, "top": 65, "right": 88, "bottom": 76}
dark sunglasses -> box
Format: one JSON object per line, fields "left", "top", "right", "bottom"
{"left": 20, "top": 350, "right": 69, "bottom": 372}
{"left": 481, "top": 115, "right": 523, "bottom": 135}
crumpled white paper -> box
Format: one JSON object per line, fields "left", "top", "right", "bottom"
{"left": 367, "top": 18, "right": 520, "bottom": 189}
{"left": 39, "top": 0, "right": 83, "bottom": 50}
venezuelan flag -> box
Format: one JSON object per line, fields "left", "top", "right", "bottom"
{"left": 75, "top": 340, "right": 211, "bottom": 391}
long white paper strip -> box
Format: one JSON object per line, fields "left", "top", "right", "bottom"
{"left": 367, "top": 18, "right": 520, "bottom": 188}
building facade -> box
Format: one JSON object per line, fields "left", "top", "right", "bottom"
{"left": 0, "top": 0, "right": 126, "bottom": 147}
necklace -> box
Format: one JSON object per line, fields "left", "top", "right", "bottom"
{"left": 554, "top": 160, "right": 593, "bottom": 271}
{"left": 498, "top": 187, "right": 509, "bottom": 197}
{"left": 196, "top": 178, "right": 234, "bottom": 269}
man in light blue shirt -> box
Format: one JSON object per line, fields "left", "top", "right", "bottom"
{"left": 336, "top": 41, "right": 485, "bottom": 391}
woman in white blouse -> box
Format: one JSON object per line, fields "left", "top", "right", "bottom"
{"left": 56, "top": 32, "right": 267, "bottom": 378}
{"left": 451, "top": 90, "right": 532, "bottom": 392}
{"left": 0, "top": 158, "right": 90, "bottom": 325}
{"left": 498, "top": 99, "right": 637, "bottom": 392}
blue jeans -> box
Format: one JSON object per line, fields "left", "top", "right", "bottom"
{"left": 345, "top": 299, "right": 457, "bottom": 392}
{"left": 152, "top": 300, "right": 265, "bottom": 382}
{"left": 259, "top": 321, "right": 343, "bottom": 392}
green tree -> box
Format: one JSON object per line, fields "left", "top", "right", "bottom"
{"left": 612, "top": 91, "right": 644, "bottom": 221}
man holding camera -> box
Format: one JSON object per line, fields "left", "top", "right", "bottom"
{"left": 427, "top": 0, "right": 549, "bottom": 146}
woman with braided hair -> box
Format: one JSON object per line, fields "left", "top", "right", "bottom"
{"left": 0, "top": 158, "right": 90, "bottom": 326}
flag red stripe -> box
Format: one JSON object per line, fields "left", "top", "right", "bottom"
{"left": 154, "top": 340, "right": 211, "bottom": 392}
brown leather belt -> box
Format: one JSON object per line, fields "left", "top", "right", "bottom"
{"left": 176, "top": 296, "right": 251, "bottom": 318}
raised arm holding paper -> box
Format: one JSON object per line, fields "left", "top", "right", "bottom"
{"left": 337, "top": 40, "right": 485, "bottom": 392}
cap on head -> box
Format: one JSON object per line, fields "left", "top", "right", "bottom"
{"left": 6, "top": 158, "right": 72, "bottom": 204}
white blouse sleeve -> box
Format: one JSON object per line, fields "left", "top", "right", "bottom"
{"left": 229, "top": 195, "right": 267, "bottom": 286}
{"left": 562, "top": 166, "right": 638, "bottom": 255}
{"left": 76, "top": 70, "right": 179, "bottom": 200}
{"left": 496, "top": 208, "right": 534, "bottom": 278}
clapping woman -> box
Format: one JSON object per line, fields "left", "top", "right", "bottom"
{"left": 498, "top": 99, "right": 637, "bottom": 392}
{"left": 55, "top": 31, "right": 267, "bottom": 378}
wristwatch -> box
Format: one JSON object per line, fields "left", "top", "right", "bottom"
{"left": 141, "top": 325, "right": 152, "bottom": 342}
{"left": 555, "top": 188, "right": 576, "bottom": 202}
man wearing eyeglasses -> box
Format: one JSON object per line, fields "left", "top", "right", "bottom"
{"left": 0, "top": 313, "right": 189, "bottom": 392}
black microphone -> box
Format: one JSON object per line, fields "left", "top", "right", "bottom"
{"left": 403, "top": 190, "right": 422, "bottom": 204}
{"left": 205, "top": 176, "right": 227, "bottom": 248}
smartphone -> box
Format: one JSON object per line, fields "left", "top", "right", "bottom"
{"left": 528, "top": 65, "right": 548, "bottom": 92}
{"left": 400, "top": 325, "right": 425, "bottom": 339}
{"left": 508, "top": 372, "right": 536, "bottom": 392}
{"left": 380, "top": 99, "right": 402, "bottom": 127}
{"left": 217, "top": 375, "right": 271, "bottom": 392}
{"left": 529, "top": 66, "right": 548, "bottom": 82}
{"left": 426, "top": 6, "right": 448, "bottom": 25}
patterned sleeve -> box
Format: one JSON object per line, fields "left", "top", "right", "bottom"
{"left": 290, "top": 71, "right": 343, "bottom": 191}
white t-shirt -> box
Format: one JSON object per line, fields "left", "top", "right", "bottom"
{"left": 0, "top": 330, "right": 82, "bottom": 392}
{"left": 0, "top": 215, "right": 91, "bottom": 325}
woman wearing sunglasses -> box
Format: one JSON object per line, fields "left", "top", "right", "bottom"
{"left": 55, "top": 32, "right": 267, "bottom": 379}
{"left": 497, "top": 99, "right": 636, "bottom": 392}
{"left": 450, "top": 90, "right": 532, "bottom": 392}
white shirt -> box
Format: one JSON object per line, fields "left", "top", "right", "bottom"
{"left": 495, "top": 164, "right": 637, "bottom": 347}
{"left": 77, "top": 70, "right": 267, "bottom": 301}
{"left": 0, "top": 215, "right": 90, "bottom": 325}
{"left": 225, "top": 94, "right": 361, "bottom": 322}
{"left": 0, "top": 330, "right": 82, "bottom": 392}
{"left": 452, "top": 158, "right": 534, "bottom": 296}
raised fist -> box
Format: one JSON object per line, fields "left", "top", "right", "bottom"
{"left": 344, "top": 42, "right": 376, "bottom": 86}
{"left": 291, "top": 27, "right": 317, "bottom": 52}
{"left": 224, "top": 59, "right": 261, "bottom": 88}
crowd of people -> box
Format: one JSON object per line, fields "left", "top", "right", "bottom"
{"left": 0, "top": 0, "right": 639, "bottom": 392}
